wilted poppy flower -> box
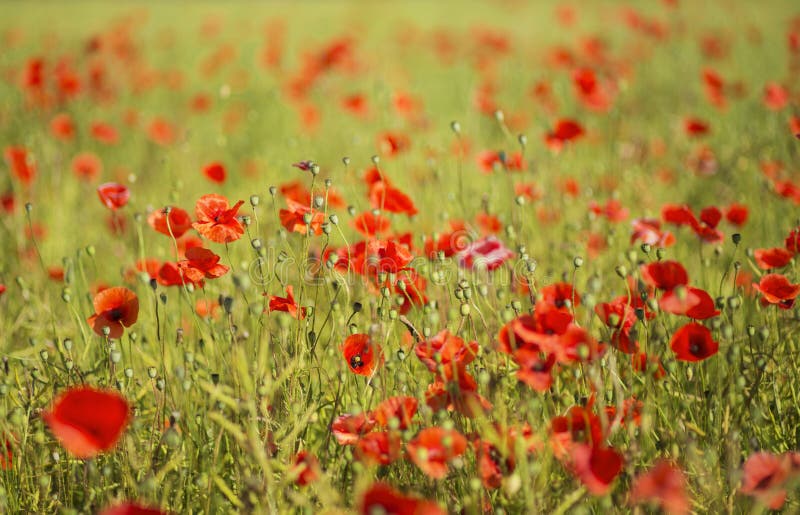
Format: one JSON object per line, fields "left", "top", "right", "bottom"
{"left": 87, "top": 286, "right": 139, "bottom": 338}
{"left": 331, "top": 412, "right": 376, "bottom": 445}
{"left": 569, "top": 443, "right": 623, "bottom": 495}
{"left": 372, "top": 396, "right": 418, "bottom": 429}
{"left": 456, "top": 235, "right": 514, "bottom": 271}
{"left": 343, "top": 334, "right": 383, "bottom": 376}
{"left": 192, "top": 194, "right": 244, "bottom": 243}
{"left": 352, "top": 211, "right": 391, "bottom": 237}
{"left": 291, "top": 451, "right": 320, "bottom": 486}
{"left": 42, "top": 386, "right": 131, "bottom": 459}
{"left": 97, "top": 183, "right": 130, "bottom": 210}
{"left": 265, "top": 285, "right": 306, "bottom": 319}
{"left": 359, "top": 482, "right": 444, "bottom": 515}
{"left": 407, "top": 427, "right": 467, "bottom": 479}
{"left": 754, "top": 247, "right": 793, "bottom": 270}
{"left": 630, "top": 460, "right": 690, "bottom": 515}
{"left": 740, "top": 452, "right": 792, "bottom": 509}
{"left": 670, "top": 322, "right": 718, "bottom": 361}
{"left": 71, "top": 152, "right": 103, "bottom": 181}
{"left": 641, "top": 261, "right": 689, "bottom": 290}
{"left": 147, "top": 206, "right": 192, "bottom": 239}
{"left": 178, "top": 247, "right": 229, "bottom": 282}
{"left": 753, "top": 273, "right": 800, "bottom": 309}
{"left": 202, "top": 162, "right": 226, "bottom": 183}
{"left": 99, "top": 502, "right": 166, "bottom": 515}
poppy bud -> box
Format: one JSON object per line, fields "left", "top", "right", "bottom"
{"left": 25, "top": 202, "right": 32, "bottom": 213}
{"left": 329, "top": 214, "right": 339, "bottom": 225}
{"left": 732, "top": 233, "right": 741, "bottom": 245}
{"left": 342, "top": 157, "right": 351, "bottom": 166}
{"left": 322, "top": 222, "right": 331, "bottom": 235}
{"left": 371, "top": 155, "right": 380, "bottom": 165}
{"left": 641, "top": 243, "right": 651, "bottom": 254}
{"left": 656, "top": 248, "right": 666, "bottom": 260}
{"left": 86, "top": 245, "right": 95, "bottom": 257}
{"left": 250, "top": 195, "right": 260, "bottom": 207}
{"left": 460, "top": 304, "right": 470, "bottom": 316}
{"left": 147, "top": 367, "right": 157, "bottom": 379}
{"left": 347, "top": 205, "right": 356, "bottom": 216}
{"left": 511, "top": 300, "right": 522, "bottom": 311}
{"left": 314, "top": 196, "right": 324, "bottom": 209}
{"left": 269, "top": 186, "right": 277, "bottom": 196}
{"left": 251, "top": 238, "right": 262, "bottom": 249}
{"left": 615, "top": 265, "right": 627, "bottom": 278}
{"left": 353, "top": 302, "right": 363, "bottom": 313}
{"left": 311, "top": 164, "right": 320, "bottom": 176}
{"left": 124, "top": 368, "right": 133, "bottom": 378}
{"left": 494, "top": 110, "right": 504, "bottom": 122}
{"left": 758, "top": 327, "right": 769, "bottom": 341}
{"left": 573, "top": 256, "right": 584, "bottom": 268}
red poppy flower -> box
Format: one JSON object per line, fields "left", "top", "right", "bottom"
{"left": 424, "top": 375, "right": 493, "bottom": 418}
{"left": 415, "top": 329, "right": 479, "bottom": 373}
{"left": 364, "top": 239, "right": 414, "bottom": 276}
{"left": 740, "top": 452, "right": 791, "bottom": 509}
{"left": 97, "top": 183, "right": 130, "bottom": 210}
{"left": 192, "top": 194, "right": 245, "bottom": 243}
{"left": 456, "top": 235, "right": 514, "bottom": 271}
{"left": 540, "top": 282, "right": 581, "bottom": 311}
{"left": 550, "top": 406, "right": 604, "bottom": 458}
{"left": 279, "top": 199, "right": 325, "bottom": 235}
{"left": 355, "top": 431, "right": 402, "bottom": 466}
{"left": 725, "top": 203, "right": 748, "bottom": 226}
{"left": 791, "top": 115, "right": 800, "bottom": 140}
{"left": 377, "top": 131, "right": 410, "bottom": 157}
{"left": 407, "top": 427, "right": 468, "bottom": 479}
{"left": 342, "top": 93, "right": 369, "bottom": 117}
{"left": 331, "top": 412, "right": 376, "bottom": 445}
{"left": 359, "top": 482, "right": 444, "bottom": 515}
{"left": 545, "top": 119, "right": 584, "bottom": 151}
{"left": 343, "top": 334, "right": 383, "bottom": 376}
{"left": 178, "top": 247, "right": 229, "bottom": 282}
{"left": 71, "top": 152, "right": 103, "bottom": 181}
{"left": 4, "top": 146, "right": 36, "bottom": 185}
{"left": 352, "top": 211, "right": 391, "bottom": 237}
{"left": 514, "top": 349, "right": 557, "bottom": 391}
{"left": 661, "top": 204, "right": 698, "bottom": 227}
{"left": 42, "top": 386, "right": 131, "bottom": 459}
{"left": 670, "top": 322, "right": 718, "bottom": 361}
{"left": 87, "top": 287, "right": 139, "bottom": 338}
{"left": 595, "top": 299, "right": 639, "bottom": 353}
{"left": 50, "top": 113, "right": 75, "bottom": 141}
{"left": 753, "top": 273, "right": 800, "bottom": 309}
{"left": 641, "top": 261, "right": 689, "bottom": 290}
{"left": 291, "top": 451, "right": 320, "bottom": 486}
{"left": 590, "top": 199, "right": 629, "bottom": 222}
{"left": 632, "top": 353, "right": 667, "bottom": 379}
{"left": 683, "top": 117, "right": 710, "bottom": 137}
{"left": 0, "top": 284, "right": 6, "bottom": 298}
{"left": 630, "top": 460, "right": 690, "bottom": 515}
{"left": 763, "top": 82, "right": 789, "bottom": 111}
{"left": 369, "top": 181, "right": 418, "bottom": 217}
{"left": 659, "top": 286, "right": 720, "bottom": 319}
{"left": 569, "top": 444, "right": 623, "bottom": 495}
{"left": 475, "top": 212, "right": 502, "bottom": 234}
{"left": 157, "top": 262, "right": 201, "bottom": 288}
{"left": 372, "top": 396, "right": 418, "bottom": 430}
{"left": 91, "top": 121, "right": 119, "bottom": 145}
{"left": 786, "top": 228, "right": 800, "bottom": 254}
{"left": 754, "top": 247, "right": 793, "bottom": 270}
{"left": 147, "top": 206, "right": 192, "bottom": 239}
{"left": 99, "top": 502, "right": 166, "bottom": 515}
{"left": 265, "top": 285, "right": 306, "bottom": 320}
{"left": 202, "top": 162, "right": 226, "bottom": 183}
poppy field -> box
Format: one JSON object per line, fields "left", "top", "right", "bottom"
{"left": 3, "top": 1, "right": 800, "bottom": 513}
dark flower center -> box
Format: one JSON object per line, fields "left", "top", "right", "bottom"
{"left": 350, "top": 355, "right": 364, "bottom": 369}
